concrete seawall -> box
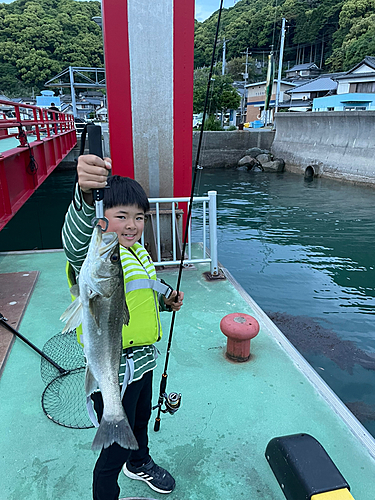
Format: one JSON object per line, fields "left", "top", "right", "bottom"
{"left": 59, "top": 130, "right": 275, "bottom": 170}
{"left": 192, "top": 130, "right": 275, "bottom": 168}
{"left": 272, "top": 111, "right": 375, "bottom": 185}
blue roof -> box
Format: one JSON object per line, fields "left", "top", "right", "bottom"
{"left": 82, "top": 98, "right": 102, "bottom": 105}
{"left": 288, "top": 76, "right": 337, "bottom": 93}
{"left": 287, "top": 63, "right": 319, "bottom": 71}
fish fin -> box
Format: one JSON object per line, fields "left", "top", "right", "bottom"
{"left": 91, "top": 416, "right": 138, "bottom": 451}
{"left": 123, "top": 301, "right": 130, "bottom": 327}
{"left": 60, "top": 298, "right": 83, "bottom": 333}
{"left": 88, "top": 296, "right": 101, "bottom": 328}
{"left": 69, "top": 284, "right": 79, "bottom": 297}
{"left": 85, "top": 365, "right": 98, "bottom": 396}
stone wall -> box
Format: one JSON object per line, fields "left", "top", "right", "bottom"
{"left": 192, "top": 130, "right": 275, "bottom": 168}
{"left": 60, "top": 130, "right": 276, "bottom": 171}
{"left": 272, "top": 111, "right": 375, "bottom": 185}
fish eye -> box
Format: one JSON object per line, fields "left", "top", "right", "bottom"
{"left": 111, "top": 253, "right": 119, "bottom": 262}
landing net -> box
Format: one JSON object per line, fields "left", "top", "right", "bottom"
{"left": 40, "top": 330, "right": 94, "bottom": 429}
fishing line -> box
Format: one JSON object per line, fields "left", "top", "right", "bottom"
{"left": 272, "top": 0, "right": 279, "bottom": 49}
{"left": 153, "top": 0, "right": 225, "bottom": 432}
{"left": 195, "top": 37, "right": 222, "bottom": 194}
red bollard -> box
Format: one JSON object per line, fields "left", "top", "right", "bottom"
{"left": 220, "top": 313, "right": 260, "bottom": 362}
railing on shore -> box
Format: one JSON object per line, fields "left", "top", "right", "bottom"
{"left": 142, "top": 191, "right": 218, "bottom": 276}
{"left": 0, "top": 99, "right": 75, "bottom": 145}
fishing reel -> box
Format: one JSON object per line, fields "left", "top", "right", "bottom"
{"left": 153, "top": 392, "right": 182, "bottom": 415}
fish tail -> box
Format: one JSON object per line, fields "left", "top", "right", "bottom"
{"left": 91, "top": 417, "right": 138, "bottom": 451}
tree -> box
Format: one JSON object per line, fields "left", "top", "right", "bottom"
{"left": 193, "top": 67, "right": 241, "bottom": 114}
{"left": 226, "top": 56, "right": 256, "bottom": 82}
{"left": 0, "top": 0, "right": 102, "bottom": 96}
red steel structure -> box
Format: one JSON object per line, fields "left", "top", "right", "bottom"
{"left": 101, "top": 0, "right": 194, "bottom": 199}
{"left": 0, "top": 99, "right": 76, "bottom": 231}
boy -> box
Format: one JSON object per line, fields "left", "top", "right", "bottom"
{"left": 62, "top": 154, "right": 184, "bottom": 500}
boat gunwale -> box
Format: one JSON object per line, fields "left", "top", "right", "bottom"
{"left": 222, "top": 264, "right": 375, "bottom": 462}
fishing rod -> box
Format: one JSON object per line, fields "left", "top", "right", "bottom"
{"left": 0, "top": 312, "right": 68, "bottom": 375}
{"left": 153, "top": 0, "right": 225, "bottom": 432}
{"left": 86, "top": 123, "right": 109, "bottom": 231}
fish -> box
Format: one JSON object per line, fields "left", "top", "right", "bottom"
{"left": 60, "top": 225, "right": 138, "bottom": 451}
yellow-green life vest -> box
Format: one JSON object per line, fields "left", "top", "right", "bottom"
{"left": 66, "top": 242, "right": 168, "bottom": 349}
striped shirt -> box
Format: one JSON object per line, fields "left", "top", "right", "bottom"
{"left": 62, "top": 184, "right": 161, "bottom": 384}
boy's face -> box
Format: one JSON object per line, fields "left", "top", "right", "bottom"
{"left": 101, "top": 204, "right": 145, "bottom": 248}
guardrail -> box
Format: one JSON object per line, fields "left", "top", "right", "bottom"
{"left": 0, "top": 99, "right": 77, "bottom": 232}
{"left": 0, "top": 99, "right": 75, "bottom": 145}
{"left": 141, "top": 191, "right": 218, "bottom": 276}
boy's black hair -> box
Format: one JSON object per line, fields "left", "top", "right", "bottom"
{"left": 104, "top": 175, "right": 150, "bottom": 213}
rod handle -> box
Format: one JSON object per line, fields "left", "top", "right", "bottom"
{"left": 154, "top": 416, "right": 161, "bottom": 432}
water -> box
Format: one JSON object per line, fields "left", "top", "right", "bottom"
{"left": 193, "top": 168, "right": 375, "bottom": 436}
{"left": 2, "top": 167, "right": 375, "bottom": 435}
{"left": 0, "top": 169, "right": 76, "bottom": 252}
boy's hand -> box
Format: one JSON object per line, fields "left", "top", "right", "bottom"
{"left": 163, "top": 291, "right": 184, "bottom": 312}
{"left": 77, "top": 155, "right": 112, "bottom": 205}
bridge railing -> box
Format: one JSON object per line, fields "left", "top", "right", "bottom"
{"left": 0, "top": 99, "right": 77, "bottom": 232}
{"left": 0, "top": 99, "right": 75, "bottom": 145}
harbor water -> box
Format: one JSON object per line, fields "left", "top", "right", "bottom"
{"left": 194, "top": 168, "right": 375, "bottom": 436}
{"left": 1, "top": 167, "right": 375, "bottom": 436}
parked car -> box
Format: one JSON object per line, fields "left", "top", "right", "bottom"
{"left": 74, "top": 118, "right": 86, "bottom": 135}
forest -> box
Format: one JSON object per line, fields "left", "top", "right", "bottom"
{"left": 0, "top": 0, "right": 374, "bottom": 97}
{"left": 195, "top": 0, "right": 375, "bottom": 74}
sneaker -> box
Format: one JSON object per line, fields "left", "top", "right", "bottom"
{"left": 123, "top": 458, "right": 176, "bottom": 494}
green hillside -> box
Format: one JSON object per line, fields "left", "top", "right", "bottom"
{"left": 195, "top": 0, "right": 375, "bottom": 73}
{"left": 1, "top": 0, "right": 374, "bottom": 97}
{"left": 0, "top": 0, "right": 102, "bottom": 96}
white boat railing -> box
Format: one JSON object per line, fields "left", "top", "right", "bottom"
{"left": 142, "top": 190, "right": 218, "bottom": 276}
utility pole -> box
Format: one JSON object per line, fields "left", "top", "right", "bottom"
{"left": 320, "top": 36, "right": 324, "bottom": 68}
{"left": 222, "top": 38, "right": 226, "bottom": 75}
{"left": 275, "top": 18, "right": 286, "bottom": 115}
{"left": 240, "top": 47, "right": 250, "bottom": 123}
{"left": 69, "top": 66, "right": 77, "bottom": 118}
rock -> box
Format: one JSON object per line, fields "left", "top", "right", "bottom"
{"left": 256, "top": 153, "right": 272, "bottom": 165}
{"left": 261, "top": 159, "right": 285, "bottom": 172}
{"left": 274, "top": 158, "right": 285, "bottom": 170}
{"left": 237, "top": 156, "right": 260, "bottom": 170}
{"left": 245, "top": 147, "right": 268, "bottom": 158}
{"left": 238, "top": 155, "right": 253, "bottom": 167}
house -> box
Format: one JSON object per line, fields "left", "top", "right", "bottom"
{"left": 285, "top": 62, "right": 321, "bottom": 81}
{"left": 313, "top": 56, "right": 375, "bottom": 111}
{"left": 245, "top": 80, "right": 296, "bottom": 123}
{"left": 284, "top": 73, "right": 343, "bottom": 111}
{"left": 95, "top": 106, "right": 108, "bottom": 121}
{"left": 36, "top": 90, "right": 60, "bottom": 109}
{"left": 11, "top": 97, "right": 36, "bottom": 106}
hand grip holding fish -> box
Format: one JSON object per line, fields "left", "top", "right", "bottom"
{"left": 87, "top": 123, "right": 109, "bottom": 230}
{"left": 92, "top": 188, "right": 108, "bottom": 231}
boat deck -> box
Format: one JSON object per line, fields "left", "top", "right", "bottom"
{"left": 0, "top": 134, "right": 38, "bottom": 154}
{"left": 1, "top": 247, "right": 375, "bottom": 500}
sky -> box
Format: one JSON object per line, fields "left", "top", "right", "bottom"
{"left": 0, "top": 0, "right": 233, "bottom": 22}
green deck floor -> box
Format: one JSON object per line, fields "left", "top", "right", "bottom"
{"left": 1, "top": 248, "right": 375, "bottom": 500}
{"left": 0, "top": 135, "right": 38, "bottom": 154}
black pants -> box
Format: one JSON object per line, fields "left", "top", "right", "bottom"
{"left": 92, "top": 370, "right": 153, "bottom": 500}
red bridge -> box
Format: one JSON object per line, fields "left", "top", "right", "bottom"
{"left": 0, "top": 99, "right": 77, "bottom": 231}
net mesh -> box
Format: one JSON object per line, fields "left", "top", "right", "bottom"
{"left": 40, "top": 331, "right": 94, "bottom": 429}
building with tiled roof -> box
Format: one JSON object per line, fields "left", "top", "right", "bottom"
{"left": 313, "top": 57, "right": 375, "bottom": 111}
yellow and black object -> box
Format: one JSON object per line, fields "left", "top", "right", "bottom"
{"left": 265, "top": 433, "right": 354, "bottom": 500}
